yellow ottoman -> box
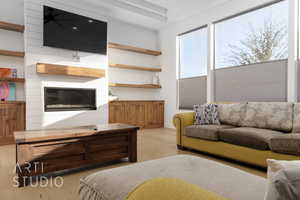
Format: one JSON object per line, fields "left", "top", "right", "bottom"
{"left": 126, "top": 178, "right": 229, "bottom": 200}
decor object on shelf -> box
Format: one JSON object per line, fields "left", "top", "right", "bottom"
{"left": 0, "top": 82, "right": 16, "bottom": 101}
{"left": 0, "top": 68, "right": 17, "bottom": 78}
{"left": 108, "top": 89, "right": 119, "bottom": 101}
{"left": 7, "top": 82, "right": 16, "bottom": 101}
{"left": 152, "top": 72, "right": 160, "bottom": 85}
{"left": 0, "top": 82, "right": 10, "bottom": 101}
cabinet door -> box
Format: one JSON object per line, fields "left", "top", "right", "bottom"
{"left": 109, "top": 102, "right": 126, "bottom": 124}
{"left": 0, "top": 103, "right": 25, "bottom": 145}
{"left": 126, "top": 102, "right": 146, "bottom": 128}
{"left": 0, "top": 105, "right": 7, "bottom": 143}
{"left": 145, "top": 102, "right": 164, "bottom": 128}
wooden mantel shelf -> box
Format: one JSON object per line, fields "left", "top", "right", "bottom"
{"left": 108, "top": 42, "right": 162, "bottom": 56}
{"left": 109, "top": 83, "right": 161, "bottom": 89}
{"left": 0, "top": 49, "right": 25, "bottom": 58}
{"left": 0, "top": 21, "right": 24, "bottom": 33}
{"left": 36, "top": 63, "right": 106, "bottom": 78}
{"left": 109, "top": 63, "right": 161, "bottom": 72}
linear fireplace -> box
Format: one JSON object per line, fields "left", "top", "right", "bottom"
{"left": 44, "top": 87, "right": 96, "bottom": 112}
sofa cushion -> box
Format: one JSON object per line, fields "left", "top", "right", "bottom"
{"left": 185, "top": 125, "right": 235, "bottom": 141}
{"left": 270, "top": 134, "right": 300, "bottom": 156}
{"left": 292, "top": 103, "right": 300, "bottom": 133}
{"left": 219, "top": 127, "right": 283, "bottom": 150}
{"left": 218, "top": 103, "right": 247, "bottom": 126}
{"left": 241, "top": 102, "right": 293, "bottom": 132}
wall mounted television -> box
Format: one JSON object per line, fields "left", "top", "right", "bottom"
{"left": 43, "top": 6, "right": 107, "bottom": 54}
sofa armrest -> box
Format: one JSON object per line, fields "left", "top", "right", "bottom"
{"left": 173, "top": 112, "right": 195, "bottom": 146}
{"left": 270, "top": 134, "right": 300, "bottom": 156}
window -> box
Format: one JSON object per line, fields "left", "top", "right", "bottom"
{"left": 179, "top": 27, "right": 208, "bottom": 78}
{"left": 215, "top": 0, "right": 288, "bottom": 69}
{"left": 178, "top": 27, "right": 208, "bottom": 109}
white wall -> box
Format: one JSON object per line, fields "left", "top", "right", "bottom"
{"left": 158, "top": 0, "right": 275, "bottom": 128}
{"left": 108, "top": 19, "right": 161, "bottom": 100}
{"left": 0, "top": 0, "right": 25, "bottom": 101}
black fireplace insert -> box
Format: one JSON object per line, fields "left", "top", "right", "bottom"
{"left": 44, "top": 87, "right": 96, "bottom": 112}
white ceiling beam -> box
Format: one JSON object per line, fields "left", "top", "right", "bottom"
{"left": 121, "top": 0, "right": 168, "bottom": 15}
{"left": 101, "top": 0, "right": 168, "bottom": 22}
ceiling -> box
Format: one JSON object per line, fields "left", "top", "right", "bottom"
{"left": 83, "top": 0, "right": 231, "bottom": 30}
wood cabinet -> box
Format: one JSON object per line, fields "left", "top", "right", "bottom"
{"left": 109, "top": 101, "right": 164, "bottom": 129}
{"left": 0, "top": 102, "right": 25, "bottom": 145}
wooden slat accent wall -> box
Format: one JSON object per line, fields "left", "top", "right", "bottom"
{"left": 36, "top": 63, "right": 106, "bottom": 78}
{"left": 109, "top": 101, "right": 164, "bottom": 129}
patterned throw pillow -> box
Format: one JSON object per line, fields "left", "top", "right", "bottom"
{"left": 194, "top": 104, "right": 220, "bottom": 125}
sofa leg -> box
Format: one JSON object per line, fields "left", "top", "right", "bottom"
{"left": 177, "top": 145, "right": 187, "bottom": 150}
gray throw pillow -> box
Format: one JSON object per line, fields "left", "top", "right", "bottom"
{"left": 193, "top": 104, "right": 220, "bottom": 125}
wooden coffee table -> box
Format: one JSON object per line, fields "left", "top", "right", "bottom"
{"left": 14, "top": 123, "right": 139, "bottom": 187}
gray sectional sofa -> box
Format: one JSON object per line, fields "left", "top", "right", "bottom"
{"left": 174, "top": 102, "right": 300, "bottom": 167}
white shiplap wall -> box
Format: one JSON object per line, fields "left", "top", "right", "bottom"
{"left": 24, "top": 0, "right": 108, "bottom": 130}
{"left": 24, "top": 0, "right": 161, "bottom": 130}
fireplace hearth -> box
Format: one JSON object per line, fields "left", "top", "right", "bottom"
{"left": 44, "top": 87, "right": 96, "bottom": 112}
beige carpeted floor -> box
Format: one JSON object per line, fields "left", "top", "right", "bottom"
{"left": 0, "top": 128, "right": 266, "bottom": 200}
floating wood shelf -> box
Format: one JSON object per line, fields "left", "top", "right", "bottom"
{"left": 0, "top": 77, "right": 25, "bottom": 83}
{"left": 0, "top": 101, "right": 25, "bottom": 105}
{"left": 109, "top": 63, "right": 161, "bottom": 72}
{"left": 0, "top": 49, "right": 25, "bottom": 58}
{"left": 0, "top": 21, "right": 24, "bottom": 33}
{"left": 109, "top": 83, "right": 161, "bottom": 89}
{"left": 36, "top": 63, "right": 106, "bottom": 78}
{"left": 108, "top": 42, "right": 162, "bottom": 56}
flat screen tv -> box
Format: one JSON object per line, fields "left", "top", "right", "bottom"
{"left": 43, "top": 6, "right": 107, "bottom": 54}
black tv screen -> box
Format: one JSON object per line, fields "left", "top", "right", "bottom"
{"left": 43, "top": 6, "right": 107, "bottom": 54}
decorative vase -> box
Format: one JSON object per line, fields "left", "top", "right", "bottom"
{"left": 152, "top": 73, "right": 160, "bottom": 85}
